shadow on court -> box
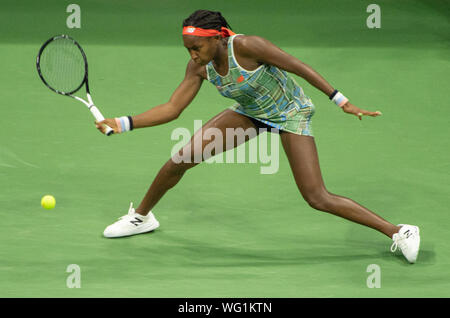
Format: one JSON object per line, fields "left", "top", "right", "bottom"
{"left": 100, "top": 232, "right": 411, "bottom": 266}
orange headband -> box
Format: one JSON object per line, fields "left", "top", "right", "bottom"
{"left": 182, "top": 26, "right": 236, "bottom": 37}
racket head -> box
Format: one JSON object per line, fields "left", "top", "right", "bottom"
{"left": 36, "top": 35, "right": 88, "bottom": 96}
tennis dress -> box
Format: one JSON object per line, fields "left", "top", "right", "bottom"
{"left": 205, "top": 34, "right": 316, "bottom": 136}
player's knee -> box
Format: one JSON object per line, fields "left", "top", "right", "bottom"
{"left": 303, "top": 190, "right": 332, "bottom": 212}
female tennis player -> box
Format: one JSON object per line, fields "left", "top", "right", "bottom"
{"left": 95, "top": 10, "right": 420, "bottom": 263}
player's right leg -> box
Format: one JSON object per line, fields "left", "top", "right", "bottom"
{"left": 103, "top": 109, "right": 261, "bottom": 238}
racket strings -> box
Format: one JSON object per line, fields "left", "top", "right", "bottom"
{"left": 39, "top": 38, "right": 86, "bottom": 94}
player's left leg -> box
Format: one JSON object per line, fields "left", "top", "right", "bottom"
{"left": 280, "top": 131, "right": 400, "bottom": 238}
{"left": 280, "top": 131, "right": 420, "bottom": 263}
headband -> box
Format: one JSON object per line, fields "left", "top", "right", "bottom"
{"left": 182, "top": 26, "right": 236, "bottom": 37}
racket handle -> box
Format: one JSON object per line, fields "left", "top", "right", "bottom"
{"left": 90, "top": 105, "right": 114, "bottom": 136}
{"left": 105, "top": 126, "right": 114, "bottom": 136}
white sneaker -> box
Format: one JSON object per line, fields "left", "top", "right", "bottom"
{"left": 390, "top": 224, "right": 420, "bottom": 263}
{"left": 103, "top": 202, "right": 160, "bottom": 238}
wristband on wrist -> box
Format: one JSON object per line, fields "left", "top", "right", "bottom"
{"left": 114, "top": 116, "right": 134, "bottom": 133}
{"left": 329, "top": 89, "right": 348, "bottom": 108}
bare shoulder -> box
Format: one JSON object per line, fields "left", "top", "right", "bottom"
{"left": 233, "top": 35, "right": 268, "bottom": 57}
{"left": 186, "top": 59, "right": 207, "bottom": 80}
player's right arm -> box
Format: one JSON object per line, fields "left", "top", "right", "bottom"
{"left": 132, "top": 60, "right": 205, "bottom": 128}
{"left": 95, "top": 60, "right": 204, "bottom": 134}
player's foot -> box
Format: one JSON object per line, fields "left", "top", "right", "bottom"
{"left": 103, "top": 202, "right": 159, "bottom": 238}
{"left": 390, "top": 224, "right": 420, "bottom": 263}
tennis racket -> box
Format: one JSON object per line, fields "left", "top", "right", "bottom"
{"left": 36, "top": 34, "right": 114, "bottom": 136}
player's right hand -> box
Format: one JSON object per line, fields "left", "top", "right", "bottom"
{"left": 95, "top": 118, "right": 118, "bottom": 134}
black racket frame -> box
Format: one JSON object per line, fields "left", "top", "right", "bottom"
{"left": 36, "top": 34, "right": 91, "bottom": 96}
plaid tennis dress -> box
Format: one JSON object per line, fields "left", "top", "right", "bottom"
{"left": 205, "top": 34, "right": 316, "bottom": 136}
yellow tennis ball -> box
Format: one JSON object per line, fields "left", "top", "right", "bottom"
{"left": 41, "top": 195, "right": 56, "bottom": 210}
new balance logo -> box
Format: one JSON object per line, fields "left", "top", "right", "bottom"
{"left": 130, "top": 217, "right": 144, "bottom": 226}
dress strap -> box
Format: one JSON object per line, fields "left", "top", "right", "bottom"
{"left": 227, "top": 34, "right": 241, "bottom": 69}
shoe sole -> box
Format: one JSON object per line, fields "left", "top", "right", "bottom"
{"left": 104, "top": 221, "right": 160, "bottom": 238}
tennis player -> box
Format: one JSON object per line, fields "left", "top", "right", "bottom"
{"left": 95, "top": 10, "right": 420, "bottom": 263}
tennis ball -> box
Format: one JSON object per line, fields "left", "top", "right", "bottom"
{"left": 41, "top": 195, "right": 56, "bottom": 210}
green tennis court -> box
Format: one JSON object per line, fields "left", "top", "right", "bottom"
{"left": 0, "top": 0, "right": 449, "bottom": 297}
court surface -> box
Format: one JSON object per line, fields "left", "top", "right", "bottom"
{"left": 0, "top": 0, "right": 449, "bottom": 297}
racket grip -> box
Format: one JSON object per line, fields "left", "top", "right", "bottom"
{"left": 90, "top": 105, "right": 114, "bottom": 136}
{"left": 104, "top": 126, "right": 114, "bottom": 136}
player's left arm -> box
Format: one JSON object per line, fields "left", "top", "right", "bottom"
{"left": 237, "top": 36, "right": 382, "bottom": 120}
{"left": 236, "top": 35, "right": 334, "bottom": 96}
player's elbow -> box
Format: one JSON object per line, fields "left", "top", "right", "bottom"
{"left": 172, "top": 110, "right": 182, "bottom": 120}
{"left": 166, "top": 102, "right": 183, "bottom": 120}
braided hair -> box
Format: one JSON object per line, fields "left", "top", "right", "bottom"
{"left": 182, "top": 10, "right": 232, "bottom": 31}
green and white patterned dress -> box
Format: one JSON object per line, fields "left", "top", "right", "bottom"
{"left": 206, "top": 34, "right": 316, "bottom": 136}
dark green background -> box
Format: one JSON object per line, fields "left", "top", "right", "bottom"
{"left": 0, "top": 0, "right": 449, "bottom": 297}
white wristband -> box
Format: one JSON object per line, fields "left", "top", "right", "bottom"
{"left": 114, "top": 116, "right": 134, "bottom": 133}
{"left": 332, "top": 92, "right": 349, "bottom": 108}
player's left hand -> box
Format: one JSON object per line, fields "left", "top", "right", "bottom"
{"left": 341, "top": 102, "right": 382, "bottom": 120}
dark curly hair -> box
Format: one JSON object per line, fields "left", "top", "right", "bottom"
{"left": 182, "top": 10, "right": 232, "bottom": 31}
